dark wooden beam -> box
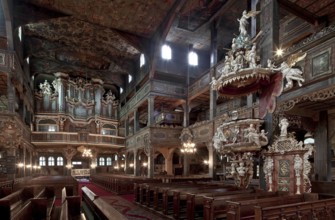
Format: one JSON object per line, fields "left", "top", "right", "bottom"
{"left": 148, "top": 0, "right": 189, "bottom": 79}
{"left": 278, "top": 0, "right": 328, "bottom": 26}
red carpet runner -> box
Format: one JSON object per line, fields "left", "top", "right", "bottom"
{"left": 79, "top": 182, "right": 168, "bottom": 220}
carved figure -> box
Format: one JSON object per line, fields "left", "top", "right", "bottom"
{"left": 232, "top": 126, "right": 239, "bottom": 143}
{"left": 210, "top": 77, "right": 219, "bottom": 90}
{"left": 39, "top": 80, "right": 52, "bottom": 95}
{"left": 248, "top": 43, "right": 257, "bottom": 68}
{"left": 263, "top": 157, "right": 274, "bottom": 191}
{"left": 231, "top": 38, "right": 237, "bottom": 52}
{"left": 294, "top": 155, "right": 303, "bottom": 194}
{"left": 236, "top": 162, "right": 246, "bottom": 177}
{"left": 245, "top": 124, "right": 260, "bottom": 146}
{"left": 212, "top": 125, "right": 227, "bottom": 150}
{"left": 279, "top": 118, "right": 289, "bottom": 137}
{"left": 237, "top": 10, "right": 260, "bottom": 36}
{"left": 105, "top": 90, "right": 116, "bottom": 101}
{"left": 259, "top": 129, "right": 269, "bottom": 146}
{"left": 222, "top": 55, "right": 231, "bottom": 75}
{"left": 274, "top": 52, "right": 307, "bottom": 90}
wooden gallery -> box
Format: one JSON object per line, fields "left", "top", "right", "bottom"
{"left": 0, "top": 0, "right": 335, "bottom": 219}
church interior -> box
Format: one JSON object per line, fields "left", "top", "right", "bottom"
{"left": 1, "top": 0, "right": 335, "bottom": 219}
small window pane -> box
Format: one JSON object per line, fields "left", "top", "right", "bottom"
{"left": 106, "top": 157, "right": 112, "bottom": 166}
{"left": 161, "top": 44, "right": 172, "bottom": 60}
{"left": 188, "top": 51, "right": 198, "bottom": 66}
{"left": 99, "top": 157, "right": 105, "bottom": 166}
{"left": 48, "top": 157, "right": 55, "bottom": 166}
{"left": 57, "top": 157, "right": 63, "bottom": 166}
{"left": 39, "top": 157, "right": 46, "bottom": 166}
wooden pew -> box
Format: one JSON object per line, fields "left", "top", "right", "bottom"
{"left": 35, "top": 187, "right": 56, "bottom": 219}
{"left": 173, "top": 185, "right": 239, "bottom": 219}
{"left": 185, "top": 189, "right": 258, "bottom": 220}
{"left": 161, "top": 183, "right": 234, "bottom": 215}
{"left": 0, "top": 187, "right": 35, "bottom": 219}
{"left": 202, "top": 191, "right": 290, "bottom": 220}
{"left": 59, "top": 187, "right": 85, "bottom": 220}
{"left": 226, "top": 193, "right": 319, "bottom": 220}
{"left": 81, "top": 186, "right": 127, "bottom": 220}
{"left": 254, "top": 197, "right": 335, "bottom": 220}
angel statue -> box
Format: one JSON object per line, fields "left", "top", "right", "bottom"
{"left": 238, "top": 10, "right": 260, "bottom": 36}
{"left": 274, "top": 52, "right": 307, "bottom": 90}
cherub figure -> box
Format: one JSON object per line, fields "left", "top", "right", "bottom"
{"left": 273, "top": 52, "right": 307, "bottom": 90}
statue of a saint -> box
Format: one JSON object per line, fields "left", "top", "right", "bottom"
{"left": 279, "top": 118, "right": 289, "bottom": 137}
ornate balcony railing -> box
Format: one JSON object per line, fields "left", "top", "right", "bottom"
{"left": 31, "top": 132, "right": 125, "bottom": 147}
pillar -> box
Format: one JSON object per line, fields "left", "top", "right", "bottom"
{"left": 7, "top": 75, "right": 15, "bottom": 112}
{"left": 134, "top": 108, "right": 139, "bottom": 133}
{"left": 207, "top": 142, "right": 215, "bottom": 178}
{"left": 209, "top": 21, "right": 217, "bottom": 120}
{"left": 147, "top": 147, "right": 154, "bottom": 178}
{"left": 165, "top": 154, "right": 173, "bottom": 175}
{"left": 315, "top": 111, "right": 331, "bottom": 181}
{"left": 259, "top": 0, "right": 279, "bottom": 190}
{"left": 134, "top": 149, "right": 140, "bottom": 176}
{"left": 183, "top": 155, "right": 189, "bottom": 176}
{"left": 147, "top": 96, "right": 155, "bottom": 126}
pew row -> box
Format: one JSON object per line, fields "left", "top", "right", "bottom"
{"left": 226, "top": 193, "right": 319, "bottom": 220}
{"left": 60, "top": 187, "right": 85, "bottom": 220}
{"left": 81, "top": 186, "right": 127, "bottom": 220}
{"left": 254, "top": 197, "right": 335, "bottom": 220}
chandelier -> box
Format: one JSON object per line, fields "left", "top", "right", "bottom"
{"left": 181, "top": 141, "right": 196, "bottom": 154}
{"left": 82, "top": 148, "right": 92, "bottom": 157}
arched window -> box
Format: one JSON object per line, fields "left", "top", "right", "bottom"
{"left": 114, "top": 155, "right": 118, "bottom": 161}
{"left": 39, "top": 156, "right": 46, "bottom": 166}
{"left": 106, "top": 157, "right": 112, "bottom": 166}
{"left": 140, "top": 53, "right": 145, "bottom": 67}
{"left": 101, "top": 124, "right": 117, "bottom": 135}
{"left": 99, "top": 157, "right": 105, "bottom": 166}
{"left": 188, "top": 51, "right": 198, "bottom": 66}
{"left": 161, "top": 44, "right": 172, "bottom": 60}
{"left": 48, "top": 157, "right": 55, "bottom": 166}
{"left": 57, "top": 157, "right": 64, "bottom": 166}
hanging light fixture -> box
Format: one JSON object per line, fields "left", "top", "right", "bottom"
{"left": 181, "top": 140, "right": 197, "bottom": 154}
{"left": 82, "top": 148, "right": 92, "bottom": 158}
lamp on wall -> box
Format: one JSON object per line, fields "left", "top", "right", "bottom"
{"left": 181, "top": 140, "right": 197, "bottom": 154}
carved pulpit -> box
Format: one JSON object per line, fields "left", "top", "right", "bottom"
{"left": 263, "top": 118, "right": 314, "bottom": 194}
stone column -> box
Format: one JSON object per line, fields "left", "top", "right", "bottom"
{"left": 207, "top": 142, "right": 215, "bottom": 178}
{"left": 315, "top": 111, "right": 331, "bottom": 181}
{"left": 147, "top": 96, "right": 155, "bottom": 126}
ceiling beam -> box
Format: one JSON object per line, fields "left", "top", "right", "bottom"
{"left": 1, "top": 0, "right": 14, "bottom": 50}
{"left": 278, "top": 0, "right": 328, "bottom": 26}
{"left": 148, "top": 0, "right": 189, "bottom": 80}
